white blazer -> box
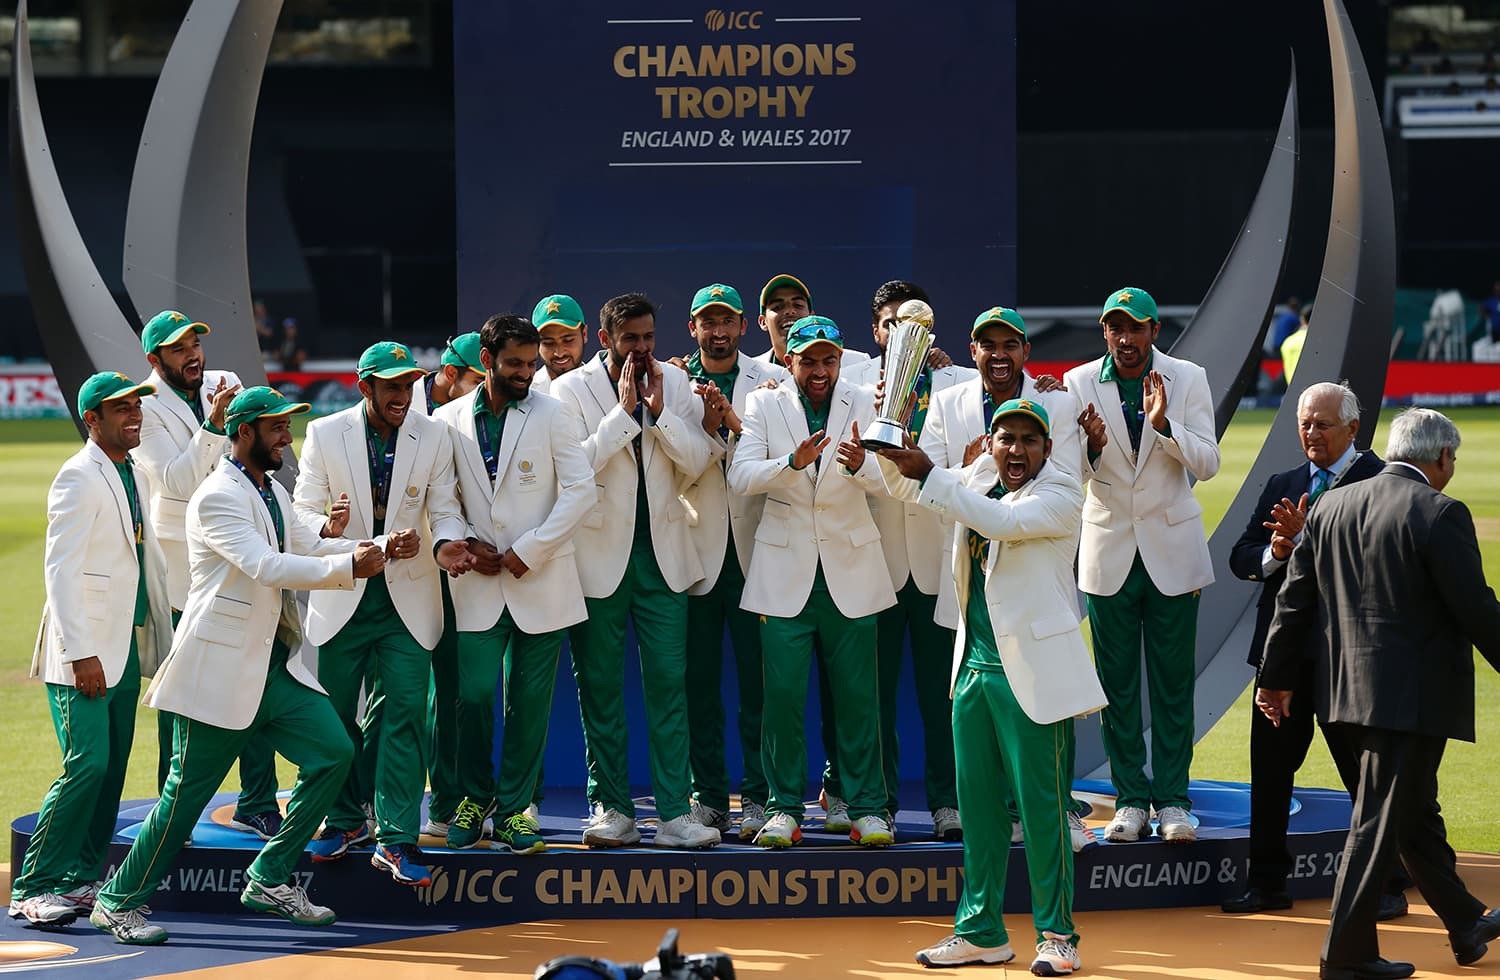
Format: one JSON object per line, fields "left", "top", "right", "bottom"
{"left": 435, "top": 388, "right": 594, "bottom": 634}
{"left": 728, "top": 379, "right": 897, "bottom": 620}
{"left": 552, "top": 355, "right": 714, "bottom": 596}
{"left": 294, "top": 405, "right": 467, "bottom": 649}
{"left": 680, "top": 353, "right": 788, "bottom": 595}
{"left": 839, "top": 360, "right": 977, "bottom": 596}
{"left": 529, "top": 370, "right": 556, "bottom": 397}
{"left": 1063, "top": 348, "right": 1220, "bottom": 597}
{"left": 893, "top": 460, "right": 1107, "bottom": 724}
{"left": 144, "top": 459, "right": 361, "bottom": 731}
{"left": 921, "top": 374, "right": 1083, "bottom": 627}
{"left": 32, "top": 441, "right": 174, "bottom": 687}
{"left": 134, "top": 368, "right": 241, "bottom": 608}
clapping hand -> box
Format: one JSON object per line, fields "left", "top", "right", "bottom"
{"left": 1143, "top": 370, "right": 1169, "bottom": 434}
{"left": 792, "top": 429, "right": 830, "bottom": 470}
{"left": 352, "top": 541, "right": 387, "bottom": 579}
{"left": 617, "top": 353, "right": 639, "bottom": 414}
{"left": 435, "top": 539, "right": 475, "bottom": 577}
{"left": 322, "top": 492, "right": 350, "bottom": 538}
{"left": 207, "top": 377, "right": 243, "bottom": 431}
{"left": 385, "top": 528, "right": 421, "bottom": 561}
{"left": 1265, "top": 493, "right": 1309, "bottom": 560}
{"left": 961, "top": 433, "right": 990, "bottom": 467}
{"left": 836, "top": 420, "right": 867, "bottom": 472}
{"left": 640, "top": 357, "right": 665, "bottom": 417}
{"left": 1078, "top": 403, "right": 1107, "bottom": 455}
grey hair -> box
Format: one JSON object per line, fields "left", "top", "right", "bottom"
{"left": 1297, "top": 381, "right": 1361, "bottom": 425}
{"left": 1385, "top": 407, "right": 1461, "bottom": 464}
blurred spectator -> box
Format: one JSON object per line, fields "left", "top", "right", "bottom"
{"left": 254, "top": 298, "right": 277, "bottom": 354}
{"left": 1280, "top": 308, "right": 1309, "bottom": 382}
{"left": 1268, "top": 297, "right": 1302, "bottom": 356}
{"left": 1437, "top": 55, "right": 1455, "bottom": 75}
{"left": 1481, "top": 281, "right": 1500, "bottom": 343}
{"left": 1414, "top": 29, "right": 1440, "bottom": 54}
{"left": 278, "top": 317, "right": 306, "bottom": 371}
{"left": 1396, "top": 53, "right": 1414, "bottom": 75}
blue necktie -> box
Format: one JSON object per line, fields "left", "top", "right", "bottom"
{"left": 1309, "top": 468, "right": 1333, "bottom": 502}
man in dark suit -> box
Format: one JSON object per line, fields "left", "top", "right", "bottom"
{"left": 1221, "top": 382, "right": 1401, "bottom": 916}
{"left": 1259, "top": 407, "right": 1500, "bottom": 980}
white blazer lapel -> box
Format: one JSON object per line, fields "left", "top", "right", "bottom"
{"left": 962, "top": 382, "right": 986, "bottom": 441}
{"left": 773, "top": 387, "right": 815, "bottom": 485}
{"left": 389, "top": 419, "right": 420, "bottom": 518}
{"left": 493, "top": 399, "right": 531, "bottom": 485}
{"left": 226, "top": 459, "right": 280, "bottom": 549}
{"left": 1087, "top": 370, "right": 1133, "bottom": 466}
{"left": 89, "top": 443, "right": 136, "bottom": 548}
{"left": 146, "top": 369, "right": 200, "bottom": 435}
{"left": 340, "top": 412, "right": 374, "bottom": 535}
{"left": 450, "top": 393, "right": 491, "bottom": 494}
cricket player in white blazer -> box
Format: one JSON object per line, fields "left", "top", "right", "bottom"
{"left": 750, "top": 272, "right": 871, "bottom": 370}
{"left": 11, "top": 373, "right": 173, "bottom": 929}
{"left": 878, "top": 396, "right": 1104, "bottom": 977}
{"left": 551, "top": 292, "right": 720, "bottom": 851}
{"left": 839, "top": 280, "right": 978, "bottom": 840}
{"left": 93, "top": 387, "right": 391, "bottom": 946}
{"left": 727, "top": 315, "right": 897, "bottom": 850}
{"left": 132, "top": 309, "right": 281, "bottom": 836}
{"left": 1062, "top": 286, "right": 1220, "bottom": 846}
{"left": 433, "top": 314, "right": 595, "bottom": 856}
{"left": 676, "top": 282, "right": 788, "bottom": 842}
{"left": 294, "top": 340, "right": 469, "bottom": 885}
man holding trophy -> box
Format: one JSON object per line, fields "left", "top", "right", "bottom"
{"left": 727, "top": 315, "right": 896, "bottom": 848}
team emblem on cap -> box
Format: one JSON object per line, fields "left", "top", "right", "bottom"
{"left": 167, "top": 311, "right": 186, "bottom": 322}
{"left": 546, "top": 300, "right": 562, "bottom": 314}
{"left": 393, "top": 347, "right": 408, "bottom": 360}
{"left": 1018, "top": 399, "right": 1035, "bottom": 410}
{"left": 710, "top": 286, "right": 725, "bottom": 297}
{"left": 1118, "top": 291, "right": 1133, "bottom": 304}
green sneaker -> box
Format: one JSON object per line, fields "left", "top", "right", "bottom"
{"left": 493, "top": 812, "right": 546, "bottom": 854}
{"left": 445, "top": 797, "right": 496, "bottom": 850}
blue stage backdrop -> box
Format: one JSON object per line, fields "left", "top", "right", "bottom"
{"left": 453, "top": 1, "right": 1017, "bottom": 792}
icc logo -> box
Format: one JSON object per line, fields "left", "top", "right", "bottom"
{"left": 416, "top": 867, "right": 449, "bottom": 907}
{"left": 704, "top": 9, "right": 762, "bottom": 30}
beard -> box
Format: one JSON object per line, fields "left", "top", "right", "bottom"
{"left": 248, "top": 431, "right": 285, "bottom": 472}
{"left": 161, "top": 361, "right": 201, "bottom": 394}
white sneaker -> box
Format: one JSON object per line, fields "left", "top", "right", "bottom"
{"left": 420, "top": 817, "right": 449, "bottom": 836}
{"left": 240, "top": 879, "right": 336, "bottom": 926}
{"left": 1155, "top": 805, "right": 1197, "bottom": 842}
{"left": 914, "top": 934, "right": 1016, "bottom": 967}
{"left": 58, "top": 881, "right": 102, "bottom": 910}
{"left": 1068, "top": 811, "right": 1098, "bottom": 852}
{"left": 850, "top": 813, "right": 895, "bottom": 847}
{"left": 582, "top": 808, "right": 641, "bottom": 848}
{"left": 933, "top": 806, "right": 963, "bottom": 841}
{"left": 17, "top": 893, "right": 78, "bottom": 926}
{"left": 524, "top": 803, "right": 540, "bottom": 822}
{"left": 823, "top": 795, "right": 851, "bottom": 834}
{"left": 690, "top": 799, "right": 731, "bottom": 834}
{"left": 6, "top": 898, "right": 23, "bottom": 919}
{"left": 1105, "top": 805, "right": 1149, "bottom": 842}
{"left": 655, "top": 814, "right": 721, "bottom": 849}
{"left": 754, "top": 812, "right": 802, "bottom": 848}
{"left": 90, "top": 903, "right": 167, "bottom": 944}
{"left": 739, "top": 800, "right": 768, "bottom": 840}
{"left": 1011, "top": 819, "right": 1025, "bottom": 844}
{"left": 1031, "top": 934, "right": 1082, "bottom": 976}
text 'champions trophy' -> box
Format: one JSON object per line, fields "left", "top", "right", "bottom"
{"left": 859, "top": 299, "right": 935, "bottom": 449}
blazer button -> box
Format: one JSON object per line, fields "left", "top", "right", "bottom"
{"left": 264, "top": 638, "right": 272, "bottom": 646}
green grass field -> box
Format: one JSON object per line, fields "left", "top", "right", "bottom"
{"left": 2, "top": 409, "right": 1498, "bottom": 862}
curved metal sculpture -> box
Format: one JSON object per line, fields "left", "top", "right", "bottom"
{"left": 122, "top": 0, "right": 282, "bottom": 394}
{"left": 9, "top": 0, "right": 150, "bottom": 432}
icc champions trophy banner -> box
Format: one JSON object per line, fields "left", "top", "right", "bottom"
{"left": 453, "top": 1, "right": 1017, "bottom": 336}
{"left": 452, "top": 2, "right": 1016, "bottom": 784}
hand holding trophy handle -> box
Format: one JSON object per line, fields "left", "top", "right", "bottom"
{"left": 859, "top": 299, "right": 934, "bottom": 449}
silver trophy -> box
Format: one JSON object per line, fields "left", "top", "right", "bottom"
{"left": 860, "top": 299, "right": 935, "bottom": 449}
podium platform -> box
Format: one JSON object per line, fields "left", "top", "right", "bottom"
{"left": 9, "top": 779, "right": 1352, "bottom": 926}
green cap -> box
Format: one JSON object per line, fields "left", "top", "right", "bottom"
{"left": 77, "top": 371, "right": 156, "bottom": 417}
{"left": 759, "top": 273, "right": 811, "bottom": 312}
{"left": 532, "top": 294, "right": 587, "bottom": 331}
{"left": 357, "top": 341, "right": 424, "bottom": 380}
{"left": 990, "top": 396, "right": 1051, "bottom": 436}
{"left": 785, "top": 315, "right": 843, "bottom": 355}
{"left": 224, "top": 385, "right": 310, "bottom": 433}
{"left": 690, "top": 283, "right": 744, "bottom": 316}
{"left": 441, "top": 332, "right": 485, "bottom": 374}
{"left": 971, "top": 306, "right": 1028, "bottom": 340}
{"left": 141, "top": 310, "right": 210, "bottom": 354}
{"left": 1100, "top": 286, "right": 1158, "bottom": 324}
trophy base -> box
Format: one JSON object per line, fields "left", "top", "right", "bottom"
{"left": 859, "top": 419, "right": 909, "bottom": 450}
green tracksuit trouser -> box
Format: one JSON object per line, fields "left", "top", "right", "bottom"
{"left": 685, "top": 537, "right": 767, "bottom": 811}
{"left": 568, "top": 541, "right": 693, "bottom": 821}
{"left": 13, "top": 639, "right": 141, "bottom": 900}
{"left": 156, "top": 608, "right": 277, "bottom": 816}
{"left": 876, "top": 577, "right": 957, "bottom": 814}
{"left": 1086, "top": 551, "right": 1200, "bottom": 812}
{"left": 760, "top": 579, "right": 886, "bottom": 822}
{"left": 952, "top": 667, "right": 1080, "bottom": 948}
{"left": 318, "top": 575, "right": 431, "bottom": 845}
{"left": 425, "top": 573, "right": 462, "bottom": 824}
{"left": 96, "top": 649, "right": 352, "bottom": 912}
{"left": 456, "top": 609, "right": 564, "bottom": 817}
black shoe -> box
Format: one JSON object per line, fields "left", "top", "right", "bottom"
{"left": 1375, "top": 891, "right": 1408, "bottom": 922}
{"left": 1451, "top": 907, "right": 1500, "bottom": 966}
{"left": 1319, "top": 958, "right": 1415, "bottom": 980}
{"left": 1220, "top": 887, "right": 1293, "bottom": 914}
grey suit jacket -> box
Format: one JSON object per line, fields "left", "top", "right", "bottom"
{"left": 1261, "top": 464, "right": 1500, "bottom": 741}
